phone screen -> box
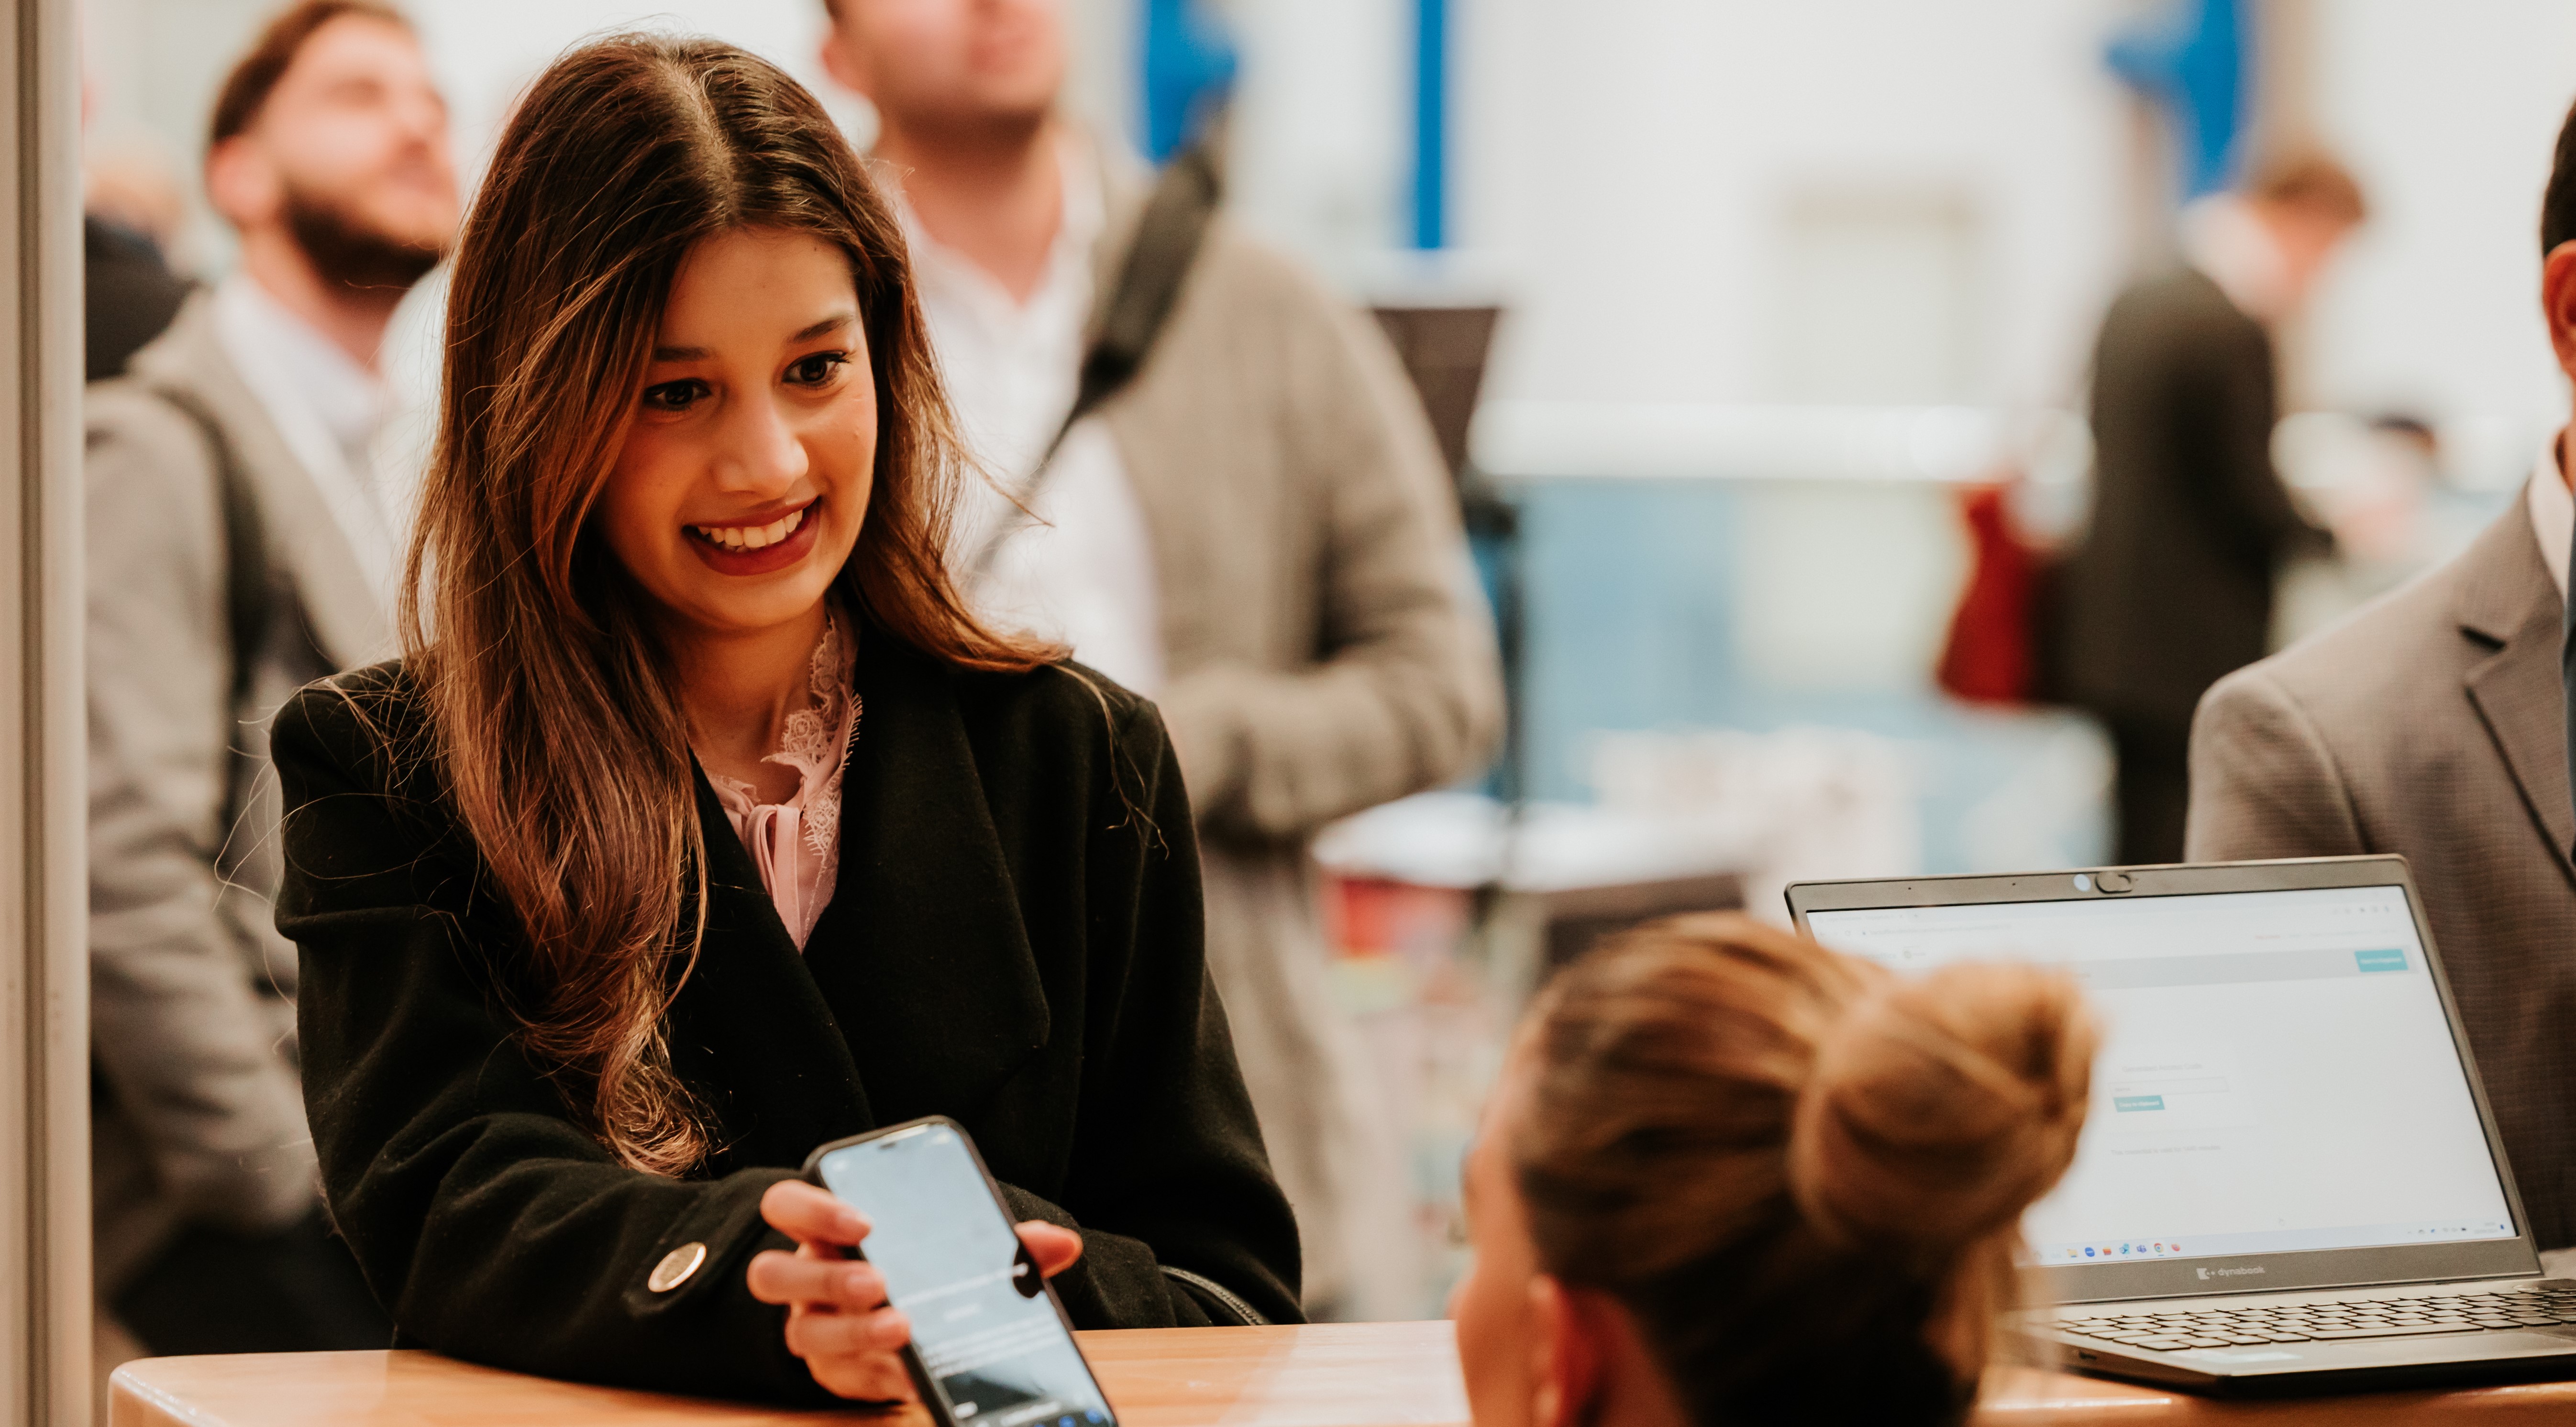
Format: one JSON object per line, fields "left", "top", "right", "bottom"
{"left": 814, "top": 1123, "right": 1117, "bottom": 1427}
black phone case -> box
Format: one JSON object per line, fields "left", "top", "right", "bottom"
{"left": 800, "top": 1116, "right": 1117, "bottom": 1427}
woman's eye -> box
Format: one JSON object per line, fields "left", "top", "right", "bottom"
{"left": 786, "top": 352, "right": 847, "bottom": 387}
{"left": 641, "top": 379, "right": 709, "bottom": 413}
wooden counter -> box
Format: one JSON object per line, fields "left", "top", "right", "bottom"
{"left": 107, "top": 1320, "right": 2576, "bottom": 1427}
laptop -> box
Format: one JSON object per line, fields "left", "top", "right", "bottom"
{"left": 1787, "top": 856, "right": 2576, "bottom": 1395}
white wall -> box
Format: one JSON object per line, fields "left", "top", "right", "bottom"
{"left": 1455, "top": 0, "right": 2137, "bottom": 411}
{"left": 1219, "top": 0, "right": 2576, "bottom": 468}
{"left": 1223, "top": 0, "right": 1405, "bottom": 281}
{"left": 2304, "top": 0, "right": 2576, "bottom": 474}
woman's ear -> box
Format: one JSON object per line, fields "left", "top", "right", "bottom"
{"left": 1525, "top": 1275, "right": 1603, "bottom": 1427}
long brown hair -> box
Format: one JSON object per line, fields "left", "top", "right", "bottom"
{"left": 402, "top": 34, "right": 1048, "bottom": 1175}
{"left": 1513, "top": 914, "right": 2094, "bottom": 1426}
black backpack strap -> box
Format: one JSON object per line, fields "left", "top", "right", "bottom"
{"left": 971, "top": 139, "right": 1224, "bottom": 573}
{"left": 143, "top": 383, "right": 270, "bottom": 710}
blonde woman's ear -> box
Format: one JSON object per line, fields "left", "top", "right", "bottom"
{"left": 1525, "top": 1276, "right": 1602, "bottom": 1427}
{"left": 1540, "top": 1278, "right": 1703, "bottom": 1427}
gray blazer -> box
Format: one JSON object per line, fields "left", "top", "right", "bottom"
{"left": 1083, "top": 165, "right": 1503, "bottom": 1316}
{"left": 85, "top": 293, "right": 389, "bottom": 1290}
{"left": 2188, "top": 497, "right": 2576, "bottom": 1248}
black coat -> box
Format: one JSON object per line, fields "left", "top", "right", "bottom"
{"left": 272, "top": 631, "right": 1304, "bottom": 1405}
{"left": 83, "top": 215, "right": 190, "bottom": 382}
{"left": 2060, "top": 267, "right": 2331, "bottom": 730}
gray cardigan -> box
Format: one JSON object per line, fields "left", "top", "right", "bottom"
{"left": 85, "top": 294, "right": 388, "bottom": 1289}
{"left": 1083, "top": 163, "right": 1504, "bottom": 1313}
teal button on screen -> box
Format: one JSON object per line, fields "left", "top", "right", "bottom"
{"left": 2355, "top": 949, "right": 2409, "bottom": 974}
{"left": 2114, "top": 1095, "right": 2165, "bottom": 1113}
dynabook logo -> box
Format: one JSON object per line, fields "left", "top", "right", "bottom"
{"left": 2196, "top": 1265, "right": 2268, "bottom": 1282}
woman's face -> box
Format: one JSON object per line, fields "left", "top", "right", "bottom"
{"left": 600, "top": 226, "right": 876, "bottom": 640}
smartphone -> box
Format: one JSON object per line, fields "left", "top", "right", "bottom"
{"left": 802, "top": 1117, "right": 1119, "bottom": 1427}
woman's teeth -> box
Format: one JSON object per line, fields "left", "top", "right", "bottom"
{"left": 692, "top": 505, "right": 806, "bottom": 551}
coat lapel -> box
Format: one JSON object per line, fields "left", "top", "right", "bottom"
{"left": 2456, "top": 503, "right": 2576, "bottom": 876}
{"left": 130, "top": 295, "right": 391, "bottom": 668}
{"left": 668, "top": 766, "right": 878, "bottom": 1169}
{"left": 799, "top": 631, "right": 1052, "bottom": 1126}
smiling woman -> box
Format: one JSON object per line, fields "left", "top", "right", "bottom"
{"left": 264, "top": 33, "right": 1300, "bottom": 1407}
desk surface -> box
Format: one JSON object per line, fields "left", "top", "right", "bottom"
{"left": 107, "top": 1320, "right": 2576, "bottom": 1427}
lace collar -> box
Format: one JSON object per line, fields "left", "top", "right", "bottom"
{"left": 701, "top": 612, "right": 861, "bottom": 857}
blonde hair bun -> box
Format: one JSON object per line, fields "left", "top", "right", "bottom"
{"left": 1787, "top": 962, "right": 2096, "bottom": 1256}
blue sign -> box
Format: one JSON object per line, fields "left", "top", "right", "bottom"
{"left": 1140, "top": 0, "right": 1236, "bottom": 162}
{"left": 2106, "top": 0, "right": 2253, "bottom": 199}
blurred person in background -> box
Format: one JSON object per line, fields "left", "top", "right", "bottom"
{"left": 84, "top": 73, "right": 195, "bottom": 379}
{"left": 2269, "top": 414, "right": 2449, "bottom": 648}
{"left": 85, "top": 150, "right": 194, "bottom": 380}
{"left": 82, "top": 0, "right": 455, "bottom": 1356}
{"left": 2189, "top": 102, "right": 2576, "bottom": 1269}
{"left": 1450, "top": 915, "right": 2092, "bottom": 1427}
{"left": 87, "top": 209, "right": 192, "bottom": 381}
{"left": 2060, "top": 151, "right": 2362, "bottom": 864}
{"left": 820, "top": 0, "right": 1503, "bottom": 1319}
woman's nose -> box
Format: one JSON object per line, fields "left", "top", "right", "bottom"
{"left": 715, "top": 392, "right": 810, "bottom": 494}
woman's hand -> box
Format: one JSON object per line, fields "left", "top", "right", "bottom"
{"left": 749, "top": 1179, "right": 1085, "bottom": 1402}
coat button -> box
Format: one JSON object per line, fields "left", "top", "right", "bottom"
{"left": 649, "top": 1241, "right": 708, "bottom": 1293}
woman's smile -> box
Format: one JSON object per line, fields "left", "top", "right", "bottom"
{"left": 685, "top": 497, "right": 824, "bottom": 575}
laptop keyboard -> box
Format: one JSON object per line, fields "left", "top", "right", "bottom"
{"left": 2056, "top": 1282, "right": 2576, "bottom": 1351}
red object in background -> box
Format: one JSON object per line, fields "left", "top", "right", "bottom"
{"left": 1937, "top": 482, "right": 2051, "bottom": 707}
{"left": 1324, "top": 876, "right": 1472, "bottom": 963}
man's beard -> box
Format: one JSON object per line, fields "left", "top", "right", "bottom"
{"left": 282, "top": 182, "right": 446, "bottom": 295}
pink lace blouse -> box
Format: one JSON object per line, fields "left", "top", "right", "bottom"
{"left": 698, "top": 617, "right": 859, "bottom": 950}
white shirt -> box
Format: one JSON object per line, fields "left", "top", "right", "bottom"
{"left": 2528, "top": 433, "right": 2571, "bottom": 601}
{"left": 210, "top": 272, "right": 405, "bottom": 603}
{"left": 900, "top": 139, "right": 1168, "bottom": 696}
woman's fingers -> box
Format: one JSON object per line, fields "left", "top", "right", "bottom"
{"left": 758, "top": 1216, "right": 1077, "bottom": 1404}
{"left": 785, "top": 1301, "right": 919, "bottom": 1403}
{"left": 805, "top": 1343, "right": 918, "bottom": 1405}
{"left": 747, "top": 1247, "right": 887, "bottom": 1309}
{"left": 762, "top": 1179, "right": 870, "bottom": 1249}
{"left": 1016, "top": 1220, "right": 1084, "bottom": 1278}
{"left": 785, "top": 1302, "right": 914, "bottom": 1362}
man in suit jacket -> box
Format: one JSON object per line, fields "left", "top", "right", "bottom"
{"left": 821, "top": 0, "right": 1503, "bottom": 1319}
{"left": 84, "top": 0, "right": 456, "bottom": 1355}
{"left": 2191, "top": 105, "right": 2576, "bottom": 1262}
{"left": 2063, "top": 153, "right": 2362, "bottom": 863}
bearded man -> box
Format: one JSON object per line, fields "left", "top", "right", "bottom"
{"left": 820, "top": 0, "right": 1502, "bottom": 1320}
{"left": 83, "top": 0, "right": 457, "bottom": 1357}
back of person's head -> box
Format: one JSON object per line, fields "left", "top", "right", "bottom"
{"left": 1474, "top": 914, "right": 2094, "bottom": 1427}
{"left": 409, "top": 34, "right": 1042, "bottom": 1178}
{"left": 2243, "top": 146, "right": 2368, "bottom": 229}
{"left": 203, "top": 0, "right": 454, "bottom": 286}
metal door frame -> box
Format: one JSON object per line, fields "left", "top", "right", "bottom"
{"left": 4, "top": 0, "right": 91, "bottom": 1421}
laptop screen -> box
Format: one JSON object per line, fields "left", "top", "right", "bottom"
{"left": 1805, "top": 883, "right": 2516, "bottom": 1268}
